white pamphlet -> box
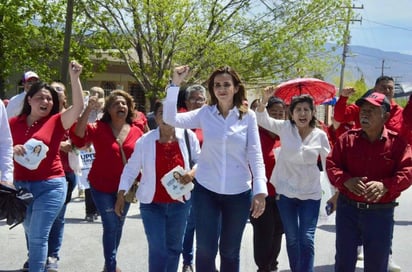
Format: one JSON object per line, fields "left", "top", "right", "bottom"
{"left": 14, "top": 138, "right": 49, "bottom": 170}
{"left": 161, "top": 165, "right": 194, "bottom": 203}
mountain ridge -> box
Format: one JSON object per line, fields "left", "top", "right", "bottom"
{"left": 325, "top": 44, "right": 412, "bottom": 90}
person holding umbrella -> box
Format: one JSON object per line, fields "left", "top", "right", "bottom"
{"left": 255, "top": 86, "right": 331, "bottom": 272}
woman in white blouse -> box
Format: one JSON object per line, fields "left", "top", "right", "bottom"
{"left": 164, "top": 65, "right": 267, "bottom": 272}
{"left": 255, "top": 86, "right": 330, "bottom": 272}
{"left": 116, "top": 101, "right": 200, "bottom": 272}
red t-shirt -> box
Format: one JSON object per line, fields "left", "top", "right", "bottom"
{"left": 326, "top": 128, "right": 412, "bottom": 203}
{"left": 258, "top": 127, "right": 281, "bottom": 196}
{"left": 9, "top": 113, "right": 66, "bottom": 181}
{"left": 70, "top": 121, "right": 143, "bottom": 193}
{"left": 153, "top": 141, "right": 185, "bottom": 203}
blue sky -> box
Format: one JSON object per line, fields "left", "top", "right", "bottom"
{"left": 350, "top": 0, "right": 412, "bottom": 55}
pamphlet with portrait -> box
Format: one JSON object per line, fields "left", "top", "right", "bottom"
{"left": 161, "top": 165, "right": 194, "bottom": 202}
{"left": 14, "top": 138, "right": 49, "bottom": 170}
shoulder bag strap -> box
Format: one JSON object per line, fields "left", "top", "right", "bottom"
{"left": 184, "top": 129, "right": 194, "bottom": 168}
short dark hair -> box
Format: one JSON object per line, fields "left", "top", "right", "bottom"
{"left": 153, "top": 100, "right": 163, "bottom": 115}
{"left": 288, "top": 95, "right": 316, "bottom": 128}
{"left": 267, "top": 96, "right": 285, "bottom": 110}
{"left": 177, "top": 86, "right": 188, "bottom": 110}
{"left": 250, "top": 98, "right": 260, "bottom": 109}
{"left": 375, "top": 75, "right": 394, "bottom": 86}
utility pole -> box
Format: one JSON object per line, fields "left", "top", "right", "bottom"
{"left": 376, "top": 59, "right": 390, "bottom": 76}
{"left": 338, "top": 3, "right": 363, "bottom": 94}
{"left": 61, "top": 0, "right": 74, "bottom": 89}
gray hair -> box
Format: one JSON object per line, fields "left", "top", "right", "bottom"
{"left": 185, "top": 84, "right": 206, "bottom": 100}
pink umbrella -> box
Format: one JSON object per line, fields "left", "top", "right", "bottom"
{"left": 274, "top": 78, "right": 337, "bottom": 105}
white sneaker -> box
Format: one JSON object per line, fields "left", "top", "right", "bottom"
{"left": 46, "top": 256, "right": 59, "bottom": 272}
{"left": 357, "top": 245, "right": 364, "bottom": 260}
{"left": 388, "top": 255, "right": 401, "bottom": 272}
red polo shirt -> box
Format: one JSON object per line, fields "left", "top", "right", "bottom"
{"left": 9, "top": 113, "right": 66, "bottom": 181}
{"left": 326, "top": 127, "right": 412, "bottom": 203}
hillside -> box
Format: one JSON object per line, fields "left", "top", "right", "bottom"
{"left": 326, "top": 44, "right": 412, "bottom": 91}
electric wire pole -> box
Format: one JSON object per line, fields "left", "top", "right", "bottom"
{"left": 338, "top": 3, "right": 363, "bottom": 94}
{"left": 376, "top": 59, "right": 390, "bottom": 76}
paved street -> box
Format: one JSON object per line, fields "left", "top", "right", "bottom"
{"left": 1, "top": 186, "right": 412, "bottom": 272}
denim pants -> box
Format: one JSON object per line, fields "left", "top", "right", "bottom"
{"left": 48, "top": 171, "right": 78, "bottom": 259}
{"left": 277, "top": 194, "right": 320, "bottom": 272}
{"left": 335, "top": 195, "right": 394, "bottom": 272}
{"left": 250, "top": 196, "right": 284, "bottom": 272}
{"left": 182, "top": 198, "right": 196, "bottom": 266}
{"left": 140, "top": 201, "right": 190, "bottom": 272}
{"left": 91, "top": 186, "right": 130, "bottom": 272}
{"left": 192, "top": 183, "right": 251, "bottom": 272}
{"left": 15, "top": 177, "right": 67, "bottom": 272}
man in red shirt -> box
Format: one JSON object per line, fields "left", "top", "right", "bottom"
{"left": 334, "top": 76, "right": 412, "bottom": 271}
{"left": 334, "top": 76, "right": 412, "bottom": 145}
{"left": 327, "top": 92, "right": 412, "bottom": 272}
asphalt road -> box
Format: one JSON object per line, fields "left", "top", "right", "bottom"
{"left": 1, "top": 186, "right": 412, "bottom": 272}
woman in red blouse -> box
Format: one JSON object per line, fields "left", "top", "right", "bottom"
{"left": 10, "top": 61, "right": 84, "bottom": 272}
{"left": 71, "top": 90, "right": 143, "bottom": 272}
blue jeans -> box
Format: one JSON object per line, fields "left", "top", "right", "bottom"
{"left": 91, "top": 186, "right": 130, "bottom": 272}
{"left": 193, "top": 183, "right": 251, "bottom": 272}
{"left": 48, "top": 171, "right": 78, "bottom": 259}
{"left": 182, "top": 199, "right": 196, "bottom": 265}
{"left": 140, "top": 201, "right": 191, "bottom": 272}
{"left": 335, "top": 195, "right": 393, "bottom": 272}
{"left": 277, "top": 194, "right": 320, "bottom": 272}
{"left": 15, "top": 177, "right": 67, "bottom": 272}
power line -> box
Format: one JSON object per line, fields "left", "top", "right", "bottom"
{"left": 363, "top": 19, "right": 412, "bottom": 32}
{"left": 349, "top": 49, "right": 412, "bottom": 65}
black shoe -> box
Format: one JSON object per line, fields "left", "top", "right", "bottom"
{"left": 85, "top": 214, "right": 94, "bottom": 222}
{"left": 182, "top": 264, "right": 194, "bottom": 272}
{"left": 22, "top": 260, "right": 29, "bottom": 271}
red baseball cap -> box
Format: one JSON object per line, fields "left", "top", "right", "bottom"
{"left": 356, "top": 92, "right": 391, "bottom": 113}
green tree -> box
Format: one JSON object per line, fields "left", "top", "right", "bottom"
{"left": 79, "top": 0, "right": 350, "bottom": 107}
{"left": 348, "top": 75, "right": 368, "bottom": 103}
{"left": 0, "top": 0, "right": 106, "bottom": 98}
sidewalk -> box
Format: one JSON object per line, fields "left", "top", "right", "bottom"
{"left": 1, "top": 187, "right": 412, "bottom": 271}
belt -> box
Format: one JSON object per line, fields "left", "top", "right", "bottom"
{"left": 341, "top": 194, "right": 398, "bottom": 210}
